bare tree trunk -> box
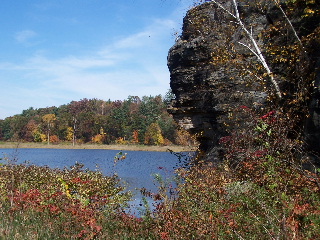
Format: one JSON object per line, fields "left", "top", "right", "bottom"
{"left": 47, "top": 123, "right": 50, "bottom": 145}
{"left": 210, "top": 0, "right": 282, "bottom": 99}
{"left": 72, "top": 117, "right": 77, "bottom": 146}
{"left": 273, "top": 0, "right": 304, "bottom": 49}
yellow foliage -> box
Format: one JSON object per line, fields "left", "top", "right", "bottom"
{"left": 116, "top": 137, "right": 127, "bottom": 145}
{"left": 42, "top": 114, "right": 56, "bottom": 123}
{"left": 92, "top": 134, "right": 104, "bottom": 144}
{"left": 40, "top": 134, "right": 47, "bottom": 142}
{"left": 32, "top": 129, "right": 47, "bottom": 142}
{"left": 65, "top": 127, "right": 74, "bottom": 141}
{"left": 304, "top": 8, "right": 315, "bottom": 15}
{"left": 175, "top": 129, "right": 196, "bottom": 146}
{"left": 144, "top": 122, "right": 165, "bottom": 145}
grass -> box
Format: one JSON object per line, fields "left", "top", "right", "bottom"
{"left": 0, "top": 141, "right": 195, "bottom": 152}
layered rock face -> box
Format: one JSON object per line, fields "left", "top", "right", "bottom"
{"left": 167, "top": 1, "right": 320, "bottom": 162}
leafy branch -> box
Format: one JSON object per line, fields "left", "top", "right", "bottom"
{"left": 273, "top": 0, "right": 304, "bottom": 49}
{"left": 209, "top": 0, "right": 282, "bottom": 99}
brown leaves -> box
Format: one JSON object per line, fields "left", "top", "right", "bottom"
{"left": 0, "top": 163, "right": 131, "bottom": 239}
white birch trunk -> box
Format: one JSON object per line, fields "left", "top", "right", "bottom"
{"left": 209, "top": 0, "right": 282, "bottom": 99}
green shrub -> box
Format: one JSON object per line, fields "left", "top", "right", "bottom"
{"left": 0, "top": 162, "right": 131, "bottom": 239}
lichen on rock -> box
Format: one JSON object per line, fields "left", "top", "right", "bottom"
{"left": 167, "top": 0, "right": 320, "bottom": 164}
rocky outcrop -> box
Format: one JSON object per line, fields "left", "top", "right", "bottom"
{"left": 167, "top": 1, "right": 320, "bottom": 163}
{"left": 305, "top": 55, "right": 320, "bottom": 155}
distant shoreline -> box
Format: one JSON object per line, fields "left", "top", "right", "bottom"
{"left": 0, "top": 142, "right": 196, "bottom": 152}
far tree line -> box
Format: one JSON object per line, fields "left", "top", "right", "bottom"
{"left": 0, "top": 94, "right": 195, "bottom": 146}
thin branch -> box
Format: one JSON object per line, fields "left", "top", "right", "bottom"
{"left": 210, "top": 0, "right": 236, "bottom": 18}
{"left": 244, "top": 69, "right": 265, "bottom": 82}
{"left": 248, "top": 209, "right": 277, "bottom": 240}
{"left": 209, "top": 0, "right": 282, "bottom": 99}
{"left": 238, "top": 42, "right": 265, "bottom": 65}
{"left": 232, "top": 229, "right": 246, "bottom": 240}
{"left": 273, "top": 0, "right": 304, "bottom": 49}
{"left": 231, "top": 0, "right": 282, "bottom": 99}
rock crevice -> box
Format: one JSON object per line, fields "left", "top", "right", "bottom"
{"left": 167, "top": 1, "right": 320, "bottom": 163}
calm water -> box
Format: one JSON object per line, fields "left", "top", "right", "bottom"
{"left": 0, "top": 148, "right": 191, "bottom": 214}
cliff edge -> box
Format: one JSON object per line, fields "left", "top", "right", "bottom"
{"left": 168, "top": 0, "right": 320, "bottom": 164}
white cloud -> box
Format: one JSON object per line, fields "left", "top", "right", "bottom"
{"left": 0, "top": 15, "right": 179, "bottom": 119}
{"left": 15, "top": 30, "right": 37, "bottom": 43}
{"left": 115, "top": 31, "right": 152, "bottom": 49}
{"left": 114, "top": 18, "right": 177, "bottom": 50}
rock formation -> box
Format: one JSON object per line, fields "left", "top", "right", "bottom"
{"left": 167, "top": 0, "right": 320, "bottom": 163}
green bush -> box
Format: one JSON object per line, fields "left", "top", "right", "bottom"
{"left": 0, "top": 162, "right": 131, "bottom": 239}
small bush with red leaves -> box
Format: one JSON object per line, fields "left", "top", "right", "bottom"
{"left": 0, "top": 162, "right": 131, "bottom": 239}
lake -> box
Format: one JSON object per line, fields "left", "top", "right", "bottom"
{"left": 0, "top": 148, "right": 192, "bottom": 215}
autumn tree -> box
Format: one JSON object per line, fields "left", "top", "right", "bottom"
{"left": 144, "top": 122, "right": 165, "bottom": 145}
{"left": 0, "top": 96, "right": 181, "bottom": 146}
{"left": 10, "top": 115, "right": 29, "bottom": 140}
{"left": 211, "top": 0, "right": 282, "bottom": 98}
{"left": 24, "top": 119, "right": 39, "bottom": 142}
{"left": 0, "top": 118, "right": 13, "bottom": 140}
{"left": 64, "top": 127, "right": 73, "bottom": 142}
{"left": 131, "top": 130, "right": 139, "bottom": 144}
{"left": 68, "top": 99, "right": 93, "bottom": 145}
{"left": 42, "top": 114, "right": 56, "bottom": 145}
{"left": 192, "top": 0, "right": 319, "bottom": 103}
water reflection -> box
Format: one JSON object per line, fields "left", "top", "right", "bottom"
{"left": 0, "top": 148, "right": 192, "bottom": 215}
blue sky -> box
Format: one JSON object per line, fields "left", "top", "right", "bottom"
{"left": 0, "top": 0, "right": 196, "bottom": 119}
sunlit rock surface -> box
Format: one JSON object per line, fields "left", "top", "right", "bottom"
{"left": 167, "top": 1, "right": 320, "bottom": 164}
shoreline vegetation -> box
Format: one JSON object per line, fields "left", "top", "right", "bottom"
{"left": 0, "top": 141, "right": 196, "bottom": 152}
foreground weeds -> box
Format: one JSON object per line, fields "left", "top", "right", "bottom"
{"left": 0, "top": 107, "right": 319, "bottom": 239}
{"left": 154, "top": 163, "right": 319, "bottom": 239}
{"left": 151, "top": 107, "right": 320, "bottom": 239}
{"left": 0, "top": 162, "right": 132, "bottom": 239}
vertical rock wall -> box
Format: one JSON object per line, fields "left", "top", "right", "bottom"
{"left": 167, "top": 1, "right": 320, "bottom": 163}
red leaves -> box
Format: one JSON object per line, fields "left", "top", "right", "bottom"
{"left": 86, "top": 218, "right": 102, "bottom": 233}
{"left": 160, "top": 231, "right": 170, "bottom": 240}
{"left": 260, "top": 110, "right": 276, "bottom": 122}
{"left": 240, "top": 105, "right": 249, "bottom": 110}
{"left": 11, "top": 189, "right": 42, "bottom": 211}
{"left": 71, "top": 177, "right": 91, "bottom": 184}
{"left": 219, "top": 135, "right": 232, "bottom": 144}
{"left": 253, "top": 149, "right": 267, "bottom": 158}
{"left": 48, "top": 204, "right": 61, "bottom": 215}
{"left": 286, "top": 215, "right": 300, "bottom": 237}
{"left": 241, "top": 161, "right": 257, "bottom": 170}
{"left": 293, "top": 203, "right": 310, "bottom": 215}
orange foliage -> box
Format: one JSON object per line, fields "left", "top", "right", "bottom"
{"left": 49, "top": 135, "right": 59, "bottom": 144}
{"left": 92, "top": 134, "right": 104, "bottom": 144}
{"left": 131, "top": 130, "right": 139, "bottom": 144}
{"left": 175, "top": 129, "right": 196, "bottom": 146}
{"left": 116, "top": 137, "right": 127, "bottom": 145}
